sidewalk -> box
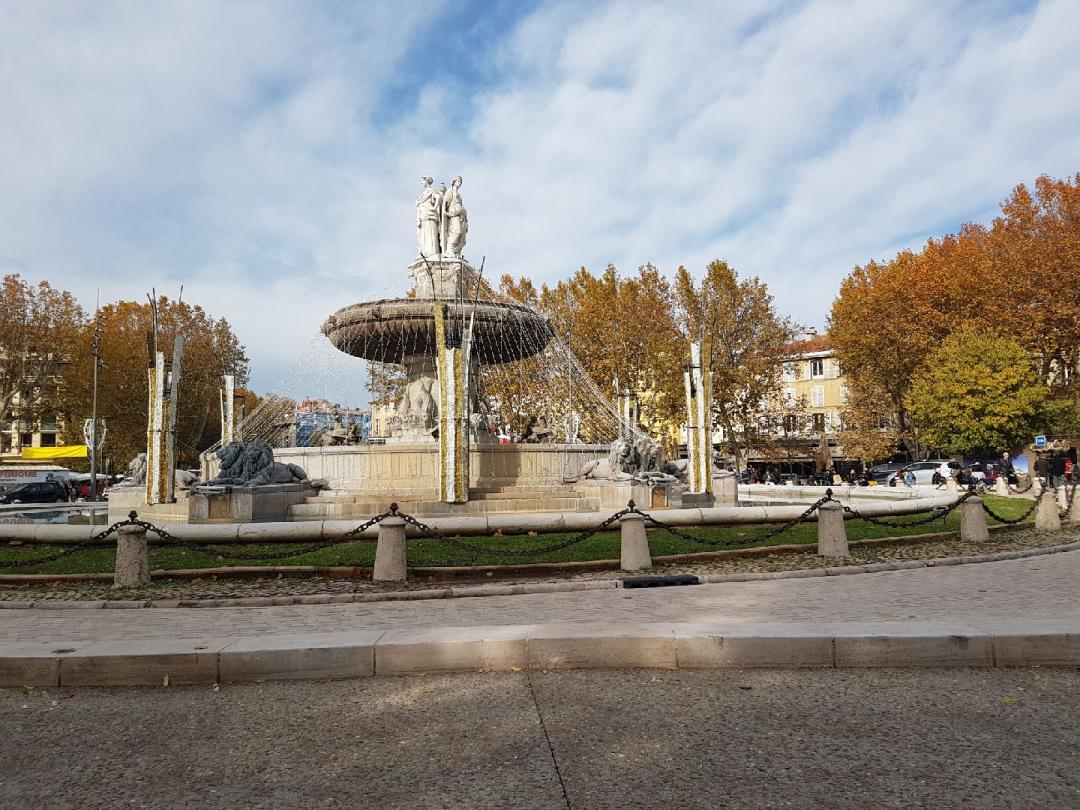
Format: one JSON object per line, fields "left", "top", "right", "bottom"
{"left": 3, "top": 550, "right": 1079, "bottom": 685}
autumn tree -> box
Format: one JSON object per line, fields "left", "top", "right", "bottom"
{"left": 830, "top": 172, "right": 1080, "bottom": 459}
{"left": 0, "top": 275, "right": 85, "bottom": 437}
{"left": 57, "top": 297, "right": 249, "bottom": 470}
{"left": 534, "top": 265, "right": 685, "bottom": 446}
{"left": 906, "top": 331, "right": 1049, "bottom": 455}
{"left": 674, "top": 260, "right": 798, "bottom": 467}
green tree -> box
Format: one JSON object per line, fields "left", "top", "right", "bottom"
{"left": 906, "top": 331, "right": 1048, "bottom": 455}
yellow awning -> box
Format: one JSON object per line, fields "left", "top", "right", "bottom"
{"left": 21, "top": 445, "right": 88, "bottom": 460}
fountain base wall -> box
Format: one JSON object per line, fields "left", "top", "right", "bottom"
{"left": 272, "top": 443, "right": 609, "bottom": 494}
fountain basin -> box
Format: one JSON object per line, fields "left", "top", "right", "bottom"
{"left": 322, "top": 298, "right": 553, "bottom": 364}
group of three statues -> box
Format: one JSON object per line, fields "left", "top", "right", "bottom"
{"left": 417, "top": 175, "right": 468, "bottom": 259}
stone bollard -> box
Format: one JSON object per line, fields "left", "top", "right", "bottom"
{"left": 1032, "top": 477, "right": 1042, "bottom": 498}
{"left": 945, "top": 476, "right": 958, "bottom": 494}
{"left": 619, "top": 510, "right": 652, "bottom": 571}
{"left": 373, "top": 515, "right": 407, "bottom": 582}
{"left": 994, "top": 477, "right": 1009, "bottom": 496}
{"left": 817, "top": 501, "right": 849, "bottom": 558}
{"left": 1069, "top": 487, "right": 1080, "bottom": 523}
{"left": 959, "top": 496, "right": 989, "bottom": 543}
{"left": 114, "top": 521, "right": 150, "bottom": 588}
{"left": 1035, "top": 489, "right": 1061, "bottom": 533}
{"left": 1057, "top": 486, "right": 1068, "bottom": 513}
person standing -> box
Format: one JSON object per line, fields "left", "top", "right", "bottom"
{"left": 1034, "top": 453, "right": 1052, "bottom": 488}
{"left": 1000, "top": 451, "right": 1016, "bottom": 485}
{"left": 1050, "top": 453, "right": 1066, "bottom": 488}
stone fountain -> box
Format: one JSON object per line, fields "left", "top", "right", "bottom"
{"left": 272, "top": 176, "right": 611, "bottom": 517}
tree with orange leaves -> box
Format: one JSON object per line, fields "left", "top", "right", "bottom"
{"left": 830, "top": 173, "right": 1080, "bottom": 459}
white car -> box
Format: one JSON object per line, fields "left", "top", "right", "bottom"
{"left": 894, "top": 459, "right": 953, "bottom": 486}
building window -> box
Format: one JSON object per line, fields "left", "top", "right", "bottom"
{"left": 811, "top": 385, "right": 825, "bottom": 407}
{"left": 19, "top": 432, "right": 33, "bottom": 448}
{"left": 40, "top": 433, "right": 56, "bottom": 447}
{"left": 783, "top": 414, "right": 797, "bottom": 433}
{"left": 782, "top": 363, "right": 797, "bottom": 381}
{"left": 810, "top": 359, "right": 825, "bottom": 378}
{"left": 812, "top": 413, "right": 826, "bottom": 432}
{"left": 783, "top": 387, "right": 796, "bottom": 407}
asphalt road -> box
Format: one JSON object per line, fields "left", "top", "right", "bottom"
{"left": 3, "top": 668, "right": 1079, "bottom": 809}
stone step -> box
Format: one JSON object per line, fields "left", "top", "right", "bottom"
{"left": 310, "top": 488, "right": 581, "bottom": 504}
{"left": 288, "top": 495, "right": 601, "bottom": 519}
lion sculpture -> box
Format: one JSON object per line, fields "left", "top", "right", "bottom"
{"left": 205, "top": 441, "right": 308, "bottom": 486}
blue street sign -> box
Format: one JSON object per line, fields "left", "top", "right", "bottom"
{"left": 1034, "top": 435, "right": 1047, "bottom": 448}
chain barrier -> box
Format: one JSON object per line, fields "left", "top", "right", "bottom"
{"left": 128, "top": 510, "right": 389, "bottom": 562}
{"left": 626, "top": 495, "right": 832, "bottom": 549}
{"left": 0, "top": 517, "right": 135, "bottom": 571}
{"left": 396, "top": 506, "right": 633, "bottom": 564}
{"left": 0, "top": 509, "right": 391, "bottom": 572}
{"left": 1007, "top": 478, "right": 1034, "bottom": 495}
{"left": 3, "top": 481, "right": 1053, "bottom": 574}
{"left": 982, "top": 498, "right": 1039, "bottom": 525}
{"left": 837, "top": 489, "right": 973, "bottom": 529}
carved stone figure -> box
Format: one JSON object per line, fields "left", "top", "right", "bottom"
{"left": 205, "top": 441, "right": 309, "bottom": 487}
{"left": 441, "top": 176, "right": 468, "bottom": 257}
{"left": 416, "top": 176, "right": 442, "bottom": 258}
{"left": 607, "top": 436, "right": 661, "bottom": 476}
{"left": 120, "top": 453, "right": 148, "bottom": 487}
{"left": 398, "top": 375, "right": 437, "bottom": 429}
{"left": 116, "top": 452, "right": 198, "bottom": 490}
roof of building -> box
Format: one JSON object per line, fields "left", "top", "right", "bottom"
{"left": 785, "top": 334, "right": 832, "bottom": 355}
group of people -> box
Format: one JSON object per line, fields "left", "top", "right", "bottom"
{"left": 1033, "top": 448, "right": 1077, "bottom": 488}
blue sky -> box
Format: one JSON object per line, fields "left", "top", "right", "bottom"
{"left": 2, "top": 0, "right": 1078, "bottom": 401}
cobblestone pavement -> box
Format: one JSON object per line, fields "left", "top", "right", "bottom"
{"left": 2, "top": 550, "right": 1078, "bottom": 643}
{"left": 3, "top": 669, "right": 1079, "bottom": 808}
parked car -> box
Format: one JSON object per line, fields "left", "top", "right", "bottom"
{"left": 896, "top": 459, "right": 953, "bottom": 486}
{"left": 867, "top": 462, "right": 907, "bottom": 486}
{"left": 0, "top": 480, "right": 70, "bottom": 504}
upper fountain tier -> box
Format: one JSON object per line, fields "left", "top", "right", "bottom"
{"left": 321, "top": 176, "right": 553, "bottom": 366}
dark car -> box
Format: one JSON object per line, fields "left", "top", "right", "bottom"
{"left": 0, "top": 480, "right": 70, "bottom": 504}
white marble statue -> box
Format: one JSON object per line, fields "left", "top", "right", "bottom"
{"left": 416, "top": 176, "right": 442, "bottom": 258}
{"left": 441, "top": 176, "right": 468, "bottom": 257}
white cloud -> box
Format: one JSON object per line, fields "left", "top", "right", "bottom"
{"left": 1, "top": 0, "right": 1077, "bottom": 398}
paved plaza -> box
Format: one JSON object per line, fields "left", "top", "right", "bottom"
{"left": 4, "top": 668, "right": 1080, "bottom": 808}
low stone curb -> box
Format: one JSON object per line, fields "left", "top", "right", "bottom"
{"left": 3, "top": 618, "right": 1079, "bottom": 687}
{"left": 2, "top": 538, "right": 1079, "bottom": 611}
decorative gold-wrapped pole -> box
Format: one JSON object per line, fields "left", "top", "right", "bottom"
{"left": 220, "top": 374, "right": 236, "bottom": 445}
{"left": 435, "top": 302, "right": 470, "bottom": 503}
{"left": 683, "top": 340, "right": 713, "bottom": 495}
{"left": 145, "top": 348, "right": 168, "bottom": 505}
{"left": 145, "top": 332, "right": 184, "bottom": 506}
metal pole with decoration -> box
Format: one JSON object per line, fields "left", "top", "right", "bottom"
{"left": 144, "top": 299, "right": 185, "bottom": 506}
{"left": 435, "top": 301, "right": 470, "bottom": 504}
{"left": 683, "top": 339, "right": 714, "bottom": 495}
